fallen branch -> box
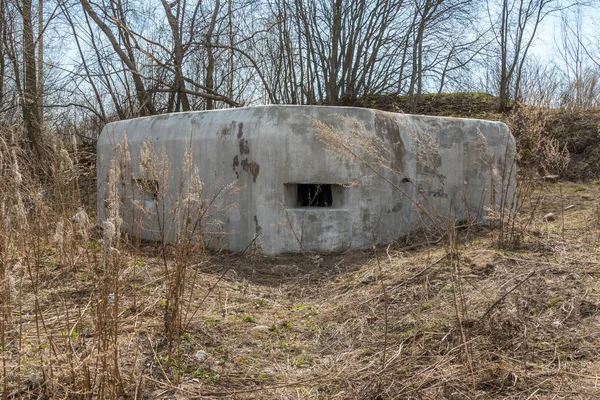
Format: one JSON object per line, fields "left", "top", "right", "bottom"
{"left": 479, "top": 270, "right": 536, "bottom": 321}
{"left": 394, "top": 254, "right": 448, "bottom": 288}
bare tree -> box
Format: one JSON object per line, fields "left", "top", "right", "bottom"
{"left": 489, "top": 0, "right": 570, "bottom": 111}
{"left": 555, "top": 6, "right": 599, "bottom": 107}
{"left": 21, "top": 0, "right": 43, "bottom": 153}
{"left": 79, "top": 0, "right": 158, "bottom": 116}
{"left": 0, "top": 0, "right": 595, "bottom": 148}
{"left": 261, "top": 0, "right": 407, "bottom": 105}
{"left": 406, "top": 0, "right": 476, "bottom": 111}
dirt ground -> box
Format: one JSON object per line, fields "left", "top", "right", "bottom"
{"left": 3, "top": 181, "right": 600, "bottom": 399}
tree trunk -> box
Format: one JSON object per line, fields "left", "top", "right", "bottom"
{"left": 22, "top": 0, "right": 43, "bottom": 155}
{"left": 37, "top": 0, "right": 43, "bottom": 130}
{"left": 0, "top": 0, "right": 5, "bottom": 106}
{"left": 326, "top": 0, "right": 343, "bottom": 105}
{"left": 205, "top": 0, "right": 220, "bottom": 110}
{"left": 80, "top": 0, "right": 157, "bottom": 116}
{"left": 498, "top": 0, "right": 510, "bottom": 112}
{"left": 160, "top": 0, "right": 189, "bottom": 111}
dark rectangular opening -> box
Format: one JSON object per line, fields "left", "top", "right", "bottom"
{"left": 133, "top": 178, "right": 159, "bottom": 200}
{"left": 297, "top": 184, "right": 333, "bottom": 207}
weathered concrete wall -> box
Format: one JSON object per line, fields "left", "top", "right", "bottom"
{"left": 97, "top": 105, "right": 516, "bottom": 254}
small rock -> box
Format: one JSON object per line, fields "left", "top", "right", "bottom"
{"left": 72, "top": 209, "right": 90, "bottom": 224}
{"left": 565, "top": 273, "right": 579, "bottom": 281}
{"left": 250, "top": 325, "right": 271, "bottom": 334}
{"left": 311, "top": 255, "right": 323, "bottom": 267}
{"left": 194, "top": 350, "right": 207, "bottom": 362}
{"left": 564, "top": 205, "right": 576, "bottom": 211}
{"left": 483, "top": 263, "right": 495, "bottom": 274}
{"left": 552, "top": 320, "right": 562, "bottom": 328}
{"left": 580, "top": 300, "right": 599, "bottom": 318}
{"left": 543, "top": 175, "right": 560, "bottom": 183}
{"left": 543, "top": 213, "right": 556, "bottom": 222}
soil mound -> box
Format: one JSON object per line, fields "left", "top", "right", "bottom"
{"left": 545, "top": 108, "right": 600, "bottom": 181}
{"left": 345, "top": 92, "right": 502, "bottom": 119}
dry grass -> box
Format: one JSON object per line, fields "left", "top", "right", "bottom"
{"left": 3, "top": 172, "right": 600, "bottom": 398}
{"left": 2, "top": 108, "right": 600, "bottom": 398}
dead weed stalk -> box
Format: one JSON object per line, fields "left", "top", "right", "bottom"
{"left": 493, "top": 106, "right": 570, "bottom": 250}
{"left": 311, "top": 115, "right": 491, "bottom": 393}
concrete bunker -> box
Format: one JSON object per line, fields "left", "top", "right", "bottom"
{"left": 97, "top": 105, "right": 516, "bottom": 254}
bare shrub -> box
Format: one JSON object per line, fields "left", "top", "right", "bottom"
{"left": 0, "top": 121, "right": 244, "bottom": 396}
{"left": 560, "top": 72, "right": 600, "bottom": 109}
{"left": 492, "top": 106, "right": 570, "bottom": 250}
{"left": 0, "top": 127, "right": 109, "bottom": 397}
{"left": 506, "top": 106, "right": 569, "bottom": 178}
{"left": 310, "top": 114, "right": 500, "bottom": 390}
{"left": 109, "top": 136, "right": 241, "bottom": 373}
